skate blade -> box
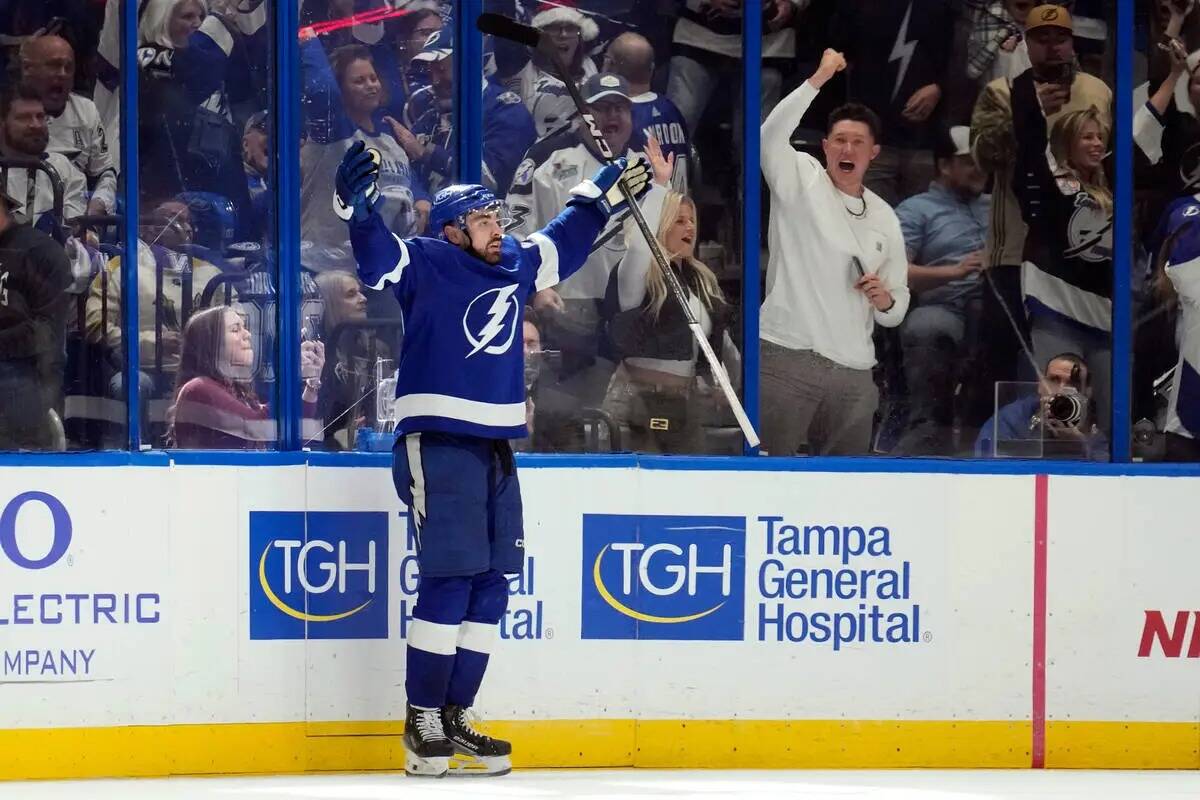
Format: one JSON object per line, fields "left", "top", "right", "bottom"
{"left": 404, "top": 752, "right": 449, "bottom": 778}
{"left": 447, "top": 753, "right": 512, "bottom": 777}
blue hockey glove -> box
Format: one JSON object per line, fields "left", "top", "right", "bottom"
{"left": 333, "top": 140, "right": 381, "bottom": 223}
{"left": 568, "top": 156, "right": 652, "bottom": 216}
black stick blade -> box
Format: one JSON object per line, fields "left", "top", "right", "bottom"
{"left": 476, "top": 13, "right": 541, "bottom": 47}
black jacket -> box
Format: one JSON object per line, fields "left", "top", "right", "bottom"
{"left": 0, "top": 221, "right": 71, "bottom": 363}
{"left": 602, "top": 257, "right": 729, "bottom": 377}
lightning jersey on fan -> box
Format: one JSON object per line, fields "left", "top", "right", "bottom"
{"left": 347, "top": 197, "right": 607, "bottom": 439}
{"left": 1011, "top": 71, "right": 1112, "bottom": 334}
{"left": 46, "top": 94, "right": 117, "bottom": 214}
{"left": 630, "top": 92, "right": 689, "bottom": 194}
{"left": 403, "top": 78, "right": 536, "bottom": 196}
{"left": 506, "top": 128, "right": 639, "bottom": 300}
{"left": 1165, "top": 204, "right": 1200, "bottom": 440}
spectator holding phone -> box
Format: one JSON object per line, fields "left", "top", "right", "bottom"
{"left": 168, "top": 305, "right": 325, "bottom": 449}
{"left": 1010, "top": 30, "right": 1113, "bottom": 431}
{"left": 759, "top": 48, "right": 910, "bottom": 456}
{"left": 970, "top": 4, "right": 1111, "bottom": 424}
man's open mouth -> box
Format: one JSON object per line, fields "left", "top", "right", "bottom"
{"left": 838, "top": 160, "right": 855, "bottom": 173}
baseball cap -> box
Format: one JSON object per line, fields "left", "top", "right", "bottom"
{"left": 412, "top": 29, "right": 452, "bottom": 63}
{"left": 582, "top": 73, "right": 630, "bottom": 104}
{"left": 935, "top": 126, "right": 973, "bottom": 160}
{"left": 1026, "top": 4, "right": 1073, "bottom": 33}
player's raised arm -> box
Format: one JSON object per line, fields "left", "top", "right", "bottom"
{"left": 333, "top": 141, "right": 413, "bottom": 291}
{"left": 520, "top": 156, "right": 652, "bottom": 292}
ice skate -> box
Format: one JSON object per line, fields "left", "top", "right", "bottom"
{"left": 442, "top": 704, "right": 513, "bottom": 777}
{"left": 403, "top": 704, "right": 454, "bottom": 778}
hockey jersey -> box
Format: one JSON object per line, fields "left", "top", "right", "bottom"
{"left": 46, "top": 94, "right": 116, "bottom": 214}
{"left": 506, "top": 128, "right": 639, "bottom": 300}
{"left": 346, "top": 194, "right": 608, "bottom": 439}
{"left": 403, "top": 78, "right": 536, "bottom": 196}
{"left": 1165, "top": 203, "right": 1200, "bottom": 440}
{"left": 629, "top": 92, "right": 690, "bottom": 194}
{"left": 1011, "top": 71, "right": 1112, "bottom": 334}
{"left": 3, "top": 151, "right": 87, "bottom": 230}
{"left": 511, "top": 59, "right": 597, "bottom": 139}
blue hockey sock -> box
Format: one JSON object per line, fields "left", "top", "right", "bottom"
{"left": 406, "top": 575, "right": 472, "bottom": 709}
{"left": 446, "top": 569, "right": 510, "bottom": 708}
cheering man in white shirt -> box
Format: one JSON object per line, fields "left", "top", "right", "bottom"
{"left": 759, "top": 48, "right": 910, "bottom": 456}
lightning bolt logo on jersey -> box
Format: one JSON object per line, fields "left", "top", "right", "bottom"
{"left": 464, "top": 285, "right": 521, "bottom": 357}
{"left": 344, "top": 177, "right": 610, "bottom": 440}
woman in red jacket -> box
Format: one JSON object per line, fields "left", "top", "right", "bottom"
{"left": 168, "top": 306, "right": 325, "bottom": 448}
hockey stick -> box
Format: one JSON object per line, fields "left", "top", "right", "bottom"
{"left": 477, "top": 13, "right": 761, "bottom": 448}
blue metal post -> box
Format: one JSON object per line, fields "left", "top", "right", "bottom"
{"left": 456, "top": 0, "right": 484, "bottom": 184}
{"left": 276, "top": 0, "right": 301, "bottom": 449}
{"left": 1112, "top": 0, "right": 1133, "bottom": 461}
{"left": 121, "top": 0, "right": 140, "bottom": 450}
{"left": 741, "top": 7, "right": 762, "bottom": 455}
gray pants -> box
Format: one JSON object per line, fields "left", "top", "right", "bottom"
{"left": 760, "top": 342, "right": 879, "bottom": 456}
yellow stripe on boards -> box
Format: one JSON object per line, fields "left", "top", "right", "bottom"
{"left": 0, "top": 719, "right": 1196, "bottom": 781}
{"left": 1045, "top": 722, "right": 1200, "bottom": 769}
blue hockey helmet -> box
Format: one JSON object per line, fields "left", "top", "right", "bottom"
{"left": 430, "top": 184, "right": 510, "bottom": 236}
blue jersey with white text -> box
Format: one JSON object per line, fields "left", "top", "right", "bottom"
{"left": 349, "top": 201, "right": 606, "bottom": 439}
{"left": 630, "top": 92, "right": 690, "bottom": 193}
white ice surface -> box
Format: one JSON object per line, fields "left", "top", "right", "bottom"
{"left": 2, "top": 770, "right": 1199, "bottom": 800}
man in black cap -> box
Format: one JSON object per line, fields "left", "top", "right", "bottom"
{"left": 0, "top": 186, "right": 73, "bottom": 449}
{"left": 506, "top": 72, "right": 657, "bottom": 451}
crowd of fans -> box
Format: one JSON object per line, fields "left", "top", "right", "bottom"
{"left": 3, "top": 0, "right": 1191, "bottom": 463}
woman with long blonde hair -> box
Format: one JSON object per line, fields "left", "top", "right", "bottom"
{"left": 1012, "top": 71, "right": 1114, "bottom": 431}
{"left": 601, "top": 138, "right": 740, "bottom": 454}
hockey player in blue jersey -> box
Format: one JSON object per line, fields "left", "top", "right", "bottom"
{"left": 334, "top": 139, "right": 651, "bottom": 777}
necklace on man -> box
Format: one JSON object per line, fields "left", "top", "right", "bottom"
{"left": 844, "top": 194, "right": 867, "bottom": 219}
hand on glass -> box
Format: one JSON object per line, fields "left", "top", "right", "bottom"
{"left": 644, "top": 135, "right": 675, "bottom": 186}
{"left": 902, "top": 84, "right": 942, "bottom": 122}
{"left": 854, "top": 273, "right": 893, "bottom": 311}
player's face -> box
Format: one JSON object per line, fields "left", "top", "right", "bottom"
{"left": 242, "top": 128, "right": 269, "bottom": 173}
{"left": 24, "top": 39, "right": 74, "bottom": 116}
{"left": 169, "top": 0, "right": 206, "bottom": 49}
{"left": 341, "top": 59, "right": 383, "bottom": 116}
{"left": 4, "top": 98, "right": 49, "bottom": 156}
{"left": 663, "top": 199, "right": 697, "bottom": 260}
{"left": 464, "top": 210, "right": 504, "bottom": 264}
{"left": 823, "top": 120, "right": 877, "bottom": 189}
{"left": 589, "top": 98, "right": 633, "bottom": 154}
{"left": 223, "top": 310, "right": 254, "bottom": 369}
{"left": 1069, "top": 118, "right": 1106, "bottom": 172}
